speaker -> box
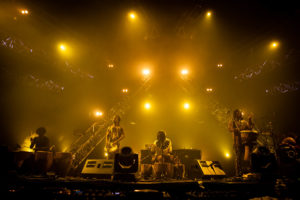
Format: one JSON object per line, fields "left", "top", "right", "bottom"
{"left": 188, "top": 160, "right": 226, "bottom": 179}
{"left": 81, "top": 159, "right": 114, "bottom": 179}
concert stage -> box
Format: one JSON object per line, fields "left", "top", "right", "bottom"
{"left": 5, "top": 174, "right": 300, "bottom": 199}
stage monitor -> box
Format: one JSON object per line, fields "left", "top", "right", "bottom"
{"left": 81, "top": 159, "right": 114, "bottom": 179}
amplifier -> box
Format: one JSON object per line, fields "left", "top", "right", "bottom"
{"left": 173, "top": 149, "right": 201, "bottom": 164}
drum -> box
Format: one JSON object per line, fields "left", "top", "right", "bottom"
{"left": 141, "top": 164, "right": 152, "bottom": 178}
{"left": 240, "top": 130, "right": 258, "bottom": 146}
{"left": 14, "top": 151, "right": 34, "bottom": 168}
{"left": 152, "top": 163, "right": 174, "bottom": 179}
{"left": 34, "top": 151, "right": 53, "bottom": 173}
{"left": 173, "top": 164, "right": 185, "bottom": 179}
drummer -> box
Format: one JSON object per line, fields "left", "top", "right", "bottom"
{"left": 228, "top": 109, "right": 256, "bottom": 176}
{"left": 151, "top": 130, "right": 173, "bottom": 164}
{"left": 30, "top": 127, "right": 50, "bottom": 152}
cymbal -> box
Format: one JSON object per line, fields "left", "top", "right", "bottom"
{"left": 240, "top": 129, "right": 258, "bottom": 133}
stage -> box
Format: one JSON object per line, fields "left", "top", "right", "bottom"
{"left": 5, "top": 174, "right": 300, "bottom": 199}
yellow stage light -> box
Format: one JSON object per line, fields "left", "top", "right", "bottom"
{"left": 59, "top": 44, "right": 66, "bottom": 51}
{"left": 181, "top": 69, "right": 189, "bottom": 75}
{"left": 20, "top": 9, "right": 29, "bottom": 15}
{"left": 128, "top": 12, "right": 136, "bottom": 20}
{"left": 225, "top": 152, "right": 231, "bottom": 158}
{"left": 183, "top": 103, "right": 190, "bottom": 110}
{"left": 144, "top": 103, "right": 151, "bottom": 110}
{"left": 95, "top": 111, "right": 103, "bottom": 117}
{"left": 104, "top": 152, "right": 108, "bottom": 157}
{"left": 142, "top": 68, "right": 150, "bottom": 76}
{"left": 270, "top": 41, "right": 279, "bottom": 49}
{"left": 108, "top": 64, "right": 114, "bottom": 68}
{"left": 206, "top": 11, "right": 212, "bottom": 17}
{"left": 206, "top": 88, "right": 213, "bottom": 92}
{"left": 122, "top": 88, "right": 128, "bottom": 93}
{"left": 217, "top": 64, "right": 223, "bottom": 68}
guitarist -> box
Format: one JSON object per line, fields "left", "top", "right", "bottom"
{"left": 105, "top": 115, "right": 125, "bottom": 159}
{"left": 228, "top": 109, "right": 255, "bottom": 176}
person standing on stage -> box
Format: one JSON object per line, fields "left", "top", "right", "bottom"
{"left": 105, "top": 115, "right": 125, "bottom": 159}
{"left": 30, "top": 127, "right": 50, "bottom": 152}
{"left": 151, "top": 130, "right": 173, "bottom": 163}
{"left": 228, "top": 109, "right": 255, "bottom": 176}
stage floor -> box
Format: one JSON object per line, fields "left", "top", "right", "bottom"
{"left": 5, "top": 174, "right": 300, "bottom": 199}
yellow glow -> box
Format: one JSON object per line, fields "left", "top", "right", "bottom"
{"left": 128, "top": 12, "right": 136, "bottom": 20}
{"left": 144, "top": 102, "right": 151, "bottom": 110}
{"left": 217, "top": 64, "right": 223, "bottom": 68}
{"left": 59, "top": 44, "right": 66, "bottom": 51}
{"left": 122, "top": 88, "right": 128, "bottom": 93}
{"left": 108, "top": 64, "right": 114, "bottom": 68}
{"left": 183, "top": 103, "right": 190, "bottom": 110}
{"left": 104, "top": 152, "right": 108, "bottom": 157}
{"left": 206, "top": 88, "right": 213, "bottom": 92}
{"left": 20, "top": 9, "right": 29, "bottom": 15}
{"left": 142, "top": 68, "right": 150, "bottom": 76}
{"left": 181, "top": 69, "right": 189, "bottom": 75}
{"left": 95, "top": 111, "right": 103, "bottom": 117}
{"left": 206, "top": 11, "right": 212, "bottom": 17}
{"left": 225, "top": 152, "right": 231, "bottom": 158}
{"left": 270, "top": 41, "right": 279, "bottom": 49}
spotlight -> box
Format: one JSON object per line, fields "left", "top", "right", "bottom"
{"left": 225, "top": 153, "right": 230, "bottom": 158}
{"left": 206, "top": 88, "right": 213, "bottom": 92}
{"left": 104, "top": 152, "right": 108, "bottom": 157}
{"left": 181, "top": 69, "right": 189, "bottom": 75}
{"left": 270, "top": 41, "right": 279, "bottom": 49}
{"left": 20, "top": 9, "right": 29, "bottom": 15}
{"left": 206, "top": 11, "right": 212, "bottom": 17}
{"left": 128, "top": 12, "right": 136, "bottom": 20}
{"left": 217, "top": 64, "right": 223, "bottom": 68}
{"left": 122, "top": 88, "right": 129, "bottom": 93}
{"left": 114, "top": 146, "right": 138, "bottom": 181}
{"left": 142, "top": 68, "right": 150, "bottom": 76}
{"left": 183, "top": 103, "right": 190, "bottom": 110}
{"left": 59, "top": 44, "right": 66, "bottom": 51}
{"left": 144, "top": 103, "right": 151, "bottom": 110}
{"left": 108, "top": 64, "right": 114, "bottom": 68}
{"left": 95, "top": 111, "right": 103, "bottom": 117}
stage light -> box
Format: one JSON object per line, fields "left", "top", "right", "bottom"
{"left": 181, "top": 69, "right": 189, "bottom": 75}
{"left": 59, "top": 44, "right": 66, "bottom": 51}
{"left": 225, "top": 153, "right": 231, "bottom": 158}
{"left": 206, "top": 88, "right": 213, "bottom": 92}
{"left": 270, "top": 41, "right": 279, "bottom": 49}
{"left": 128, "top": 12, "right": 136, "bottom": 20}
{"left": 144, "top": 103, "right": 151, "bottom": 110}
{"left": 113, "top": 146, "right": 138, "bottom": 181}
{"left": 20, "top": 9, "right": 29, "bottom": 15}
{"left": 104, "top": 152, "right": 108, "bottom": 157}
{"left": 95, "top": 111, "right": 103, "bottom": 117}
{"left": 183, "top": 102, "right": 190, "bottom": 110}
{"left": 217, "top": 64, "right": 223, "bottom": 68}
{"left": 206, "top": 11, "right": 212, "bottom": 17}
{"left": 108, "top": 64, "right": 114, "bottom": 68}
{"left": 142, "top": 68, "right": 150, "bottom": 76}
{"left": 122, "top": 88, "right": 128, "bottom": 93}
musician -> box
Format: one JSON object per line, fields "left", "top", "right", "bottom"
{"left": 228, "top": 109, "right": 255, "bottom": 176}
{"left": 151, "top": 130, "right": 173, "bottom": 164}
{"left": 30, "top": 127, "right": 50, "bottom": 152}
{"left": 105, "top": 115, "right": 125, "bottom": 159}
